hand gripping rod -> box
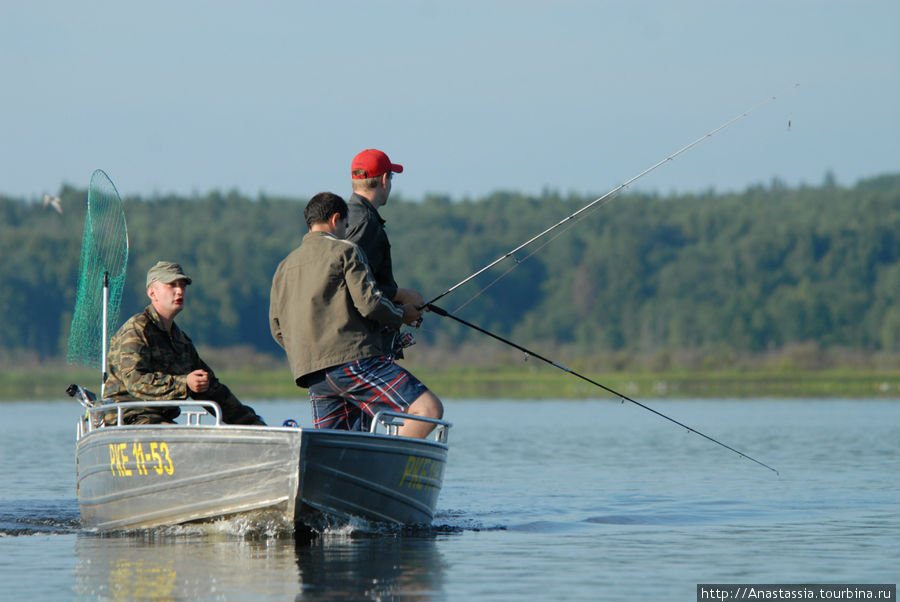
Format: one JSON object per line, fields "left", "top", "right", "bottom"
{"left": 425, "top": 84, "right": 800, "bottom": 308}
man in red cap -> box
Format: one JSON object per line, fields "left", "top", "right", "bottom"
{"left": 347, "top": 149, "right": 425, "bottom": 352}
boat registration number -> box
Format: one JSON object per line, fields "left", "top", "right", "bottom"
{"left": 399, "top": 455, "right": 441, "bottom": 490}
{"left": 109, "top": 441, "right": 175, "bottom": 477}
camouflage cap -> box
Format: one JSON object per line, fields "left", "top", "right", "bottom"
{"left": 146, "top": 261, "right": 193, "bottom": 287}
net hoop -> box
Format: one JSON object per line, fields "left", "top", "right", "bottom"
{"left": 66, "top": 170, "right": 129, "bottom": 371}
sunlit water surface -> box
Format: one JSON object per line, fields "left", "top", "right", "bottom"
{"left": 1, "top": 398, "right": 897, "bottom": 600}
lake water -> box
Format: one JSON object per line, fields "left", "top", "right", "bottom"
{"left": 1, "top": 397, "right": 897, "bottom": 600}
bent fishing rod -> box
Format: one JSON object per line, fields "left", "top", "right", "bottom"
{"left": 425, "top": 83, "right": 800, "bottom": 308}
{"left": 426, "top": 303, "right": 780, "bottom": 476}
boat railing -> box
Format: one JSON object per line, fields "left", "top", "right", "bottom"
{"left": 75, "top": 398, "right": 224, "bottom": 439}
{"left": 369, "top": 410, "right": 452, "bottom": 444}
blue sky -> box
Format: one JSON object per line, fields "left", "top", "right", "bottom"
{"left": 2, "top": 1, "right": 898, "bottom": 202}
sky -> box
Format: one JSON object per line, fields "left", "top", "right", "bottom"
{"left": 2, "top": 1, "right": 898, "bottom": 204}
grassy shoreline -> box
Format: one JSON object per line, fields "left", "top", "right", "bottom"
{"left": 2, "top": 365, "right": 897, "bottom": 401}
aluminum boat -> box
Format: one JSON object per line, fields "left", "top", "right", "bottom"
{"left": 70, "top": 387, "right": 451, "bottom": 532}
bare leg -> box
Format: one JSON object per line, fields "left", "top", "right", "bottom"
{"left": 397, "top": 391, "right": 444, "bottom": 439}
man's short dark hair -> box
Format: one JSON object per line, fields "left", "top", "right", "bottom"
{"left": 304, "top": 192, "right": 348, "bottom": 230}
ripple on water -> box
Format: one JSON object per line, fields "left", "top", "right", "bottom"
{"left": 0, "top": 498, "right": 81, "bottom": 536}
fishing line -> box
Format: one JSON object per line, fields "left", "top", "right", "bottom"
{"left": 452, "top": 191, "right": 619, "bottom": 313}
{"left": 425, "top": 83, "right": 800, "bottom": 309}
{"left": 427, "top": 303, "right": 779, "bottom": 476}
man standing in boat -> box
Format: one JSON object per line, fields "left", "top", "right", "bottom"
{"left": 269, "top": 192, "right": 443, "bottom": 438}
{"left": 104, "top": 261, "right": 266, "bottom": 426}
{"left": 346, "top": 149, "right": 426, "bottom": 353}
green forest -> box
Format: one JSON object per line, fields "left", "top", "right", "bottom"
{"left": 2, "top": 173, "right": 900, "bottom": 373}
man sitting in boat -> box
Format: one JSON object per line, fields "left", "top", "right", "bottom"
{"left": 269, "top": 192, "right": 443, "bottom": 438}
{"left": 103, "top": 261, "right": 266, "bottom": 426}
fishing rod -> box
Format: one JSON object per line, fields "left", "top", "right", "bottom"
{"left": 425, "top": 83, "right": 800, "bottom": 308}
{"left": 426, "top": 303, "right": 780, "bottom": 476}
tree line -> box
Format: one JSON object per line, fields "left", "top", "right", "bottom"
{"left": 2, "top": 173, "right": 899, "bottom": 365}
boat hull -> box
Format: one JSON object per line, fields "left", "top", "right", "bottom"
{"left": 76, "top": 425, "right": 302, "bottom": 531}
{"left": 75, "top": 423, "right": 448, "bottom": 531}
{"left": 297, "top": 429, "right": 447, "bottom": 528}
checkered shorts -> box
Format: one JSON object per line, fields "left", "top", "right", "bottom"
{"left": 306, "top": 356, "right": 428, "bottom": 431}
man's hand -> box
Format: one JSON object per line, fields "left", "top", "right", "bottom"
{"left": 401, "top": 303, "right": 423, "bottom": 327}
{"left": 187, "top": 369, "right": 210, "bottom": 393}
{"left": 395, "top": 287, "right": 425, "bottom": 309}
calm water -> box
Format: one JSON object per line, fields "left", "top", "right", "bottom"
{"left": 1, "top": 397, "right": 897, "bottom": 600}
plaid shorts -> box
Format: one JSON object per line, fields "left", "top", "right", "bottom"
{"left": 307, "top": 355, "right": 428, "bottom": 431}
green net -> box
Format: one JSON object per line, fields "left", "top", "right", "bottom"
{"left": 66, "top": 170, "right": 129, "bottom": 368}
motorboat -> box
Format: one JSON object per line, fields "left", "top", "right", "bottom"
{"left": 69, "top": 386, "right": 451, "bottom": 533}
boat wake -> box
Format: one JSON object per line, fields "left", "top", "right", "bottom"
{"left": 431, "top": 508, "right": 507, "bottom": 533}
{"left": 0, "top": 499, "right": 81, "bottom": 536}
{"left": 0, "top": 500, "right": 493, "bottom": 540}
{"left": 77, "top": 509, "right": 298, "bottom": 540}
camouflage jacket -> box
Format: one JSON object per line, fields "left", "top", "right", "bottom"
{"left": 104, "top": 305, "right": 262, "bottom": 425}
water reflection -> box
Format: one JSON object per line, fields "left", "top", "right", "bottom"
{"left": 295, "top": 533, "right": 446, "bottom": 600}
{"left": 73, "top": 527, "right": 446, "bottom": 600}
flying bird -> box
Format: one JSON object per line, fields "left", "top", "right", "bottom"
{"left": 43, "top": 194, "right": 63, "bottom": 215}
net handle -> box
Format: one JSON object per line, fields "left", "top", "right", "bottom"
{"left": 100, "top": 271, "right": 109, "bottom": 397}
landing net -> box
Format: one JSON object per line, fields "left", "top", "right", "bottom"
{"left": 66, "top": 170, "right": 129, "bottom": 368}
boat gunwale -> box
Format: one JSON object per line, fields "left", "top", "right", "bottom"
{"left": 75, "top": 398, "right": 452, "bottom": 451}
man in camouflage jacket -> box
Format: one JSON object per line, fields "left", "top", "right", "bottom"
{"left": 103, "top": 261, "right": 265, "bottom": 426}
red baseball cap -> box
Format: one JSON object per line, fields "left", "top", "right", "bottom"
{"left": 351, "top": 149, "right": 404, "bottom": 179}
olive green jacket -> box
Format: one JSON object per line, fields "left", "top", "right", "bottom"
{"left": 269, "top": 231, "right": 405, "bottom": 387}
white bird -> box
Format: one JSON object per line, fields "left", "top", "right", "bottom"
{"left": 42, "top": 194, "right": 63, "bottom": 215}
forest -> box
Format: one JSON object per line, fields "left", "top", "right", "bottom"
{"left": 2, "top": 173, "right": 899, "bottom": 370}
